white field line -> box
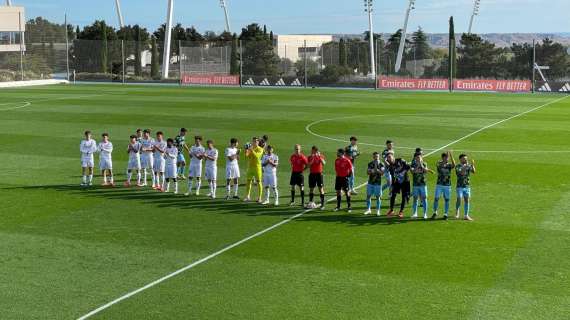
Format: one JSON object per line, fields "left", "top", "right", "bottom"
{"left": 305, "top": 112, "right": 513, "bottom": 151}
{"left": 77, "top": 95, "right": 568, "bottom": 319}
{"left": 0, "top": 94, "right": 106, "bottom": 112}
{"left": 0, "top": 101, "right": 31, "bottom": 111}
{"left": 305, "top": 98, "right": 569, "bottom": 153}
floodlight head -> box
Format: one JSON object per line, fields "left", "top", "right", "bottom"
{"left": 364, "top": 0, "right": 373, "bottom": 12}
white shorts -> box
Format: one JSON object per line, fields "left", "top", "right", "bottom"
{"left": 189, "top": 162, "right": 202, "bottom": 178}
{"left": 141, "top": 153, "right": 154, "bottom": 169}
{"left": 153, "top": 156, "right": 165, "bottom": 173}
{"left": 165, "top": 163, "right": 177, "bottom": 179}
{"left": 263, "top": 174, "right": 277, "bottom": 188}
{"left": 81, "top": 156, "right": 94, "bottom": 168}
{"left": 128, "top": 157, "right": 141, "bottom": 170}
{"left": 205, "top": 166, "right": 217, "bottom": 181}
{"left": 99, "top": 158, "right": 113, "bottom": 170}
{"left": 226, "top": 163, "right": 240, "bottom": 179}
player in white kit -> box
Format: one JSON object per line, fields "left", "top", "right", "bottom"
{"left": 152, "top": 131, "right": 167, "bottom": 191}
{"left": 98, "top": 133, "right": 114, "bottom": 187}
{"left": 125, "top": 135, "right": 143, "bottom": 187}
{"left": 204, "top": 140, "right": 219, "bottom": 199}
{"left": 140, "top": 129, "right": 155, "bottom": 187}
{"left": 261, "top": 145, "right": 279, "bottom": 206}
{"left": 80, "top": 130, "right": 97, "bottom": 187}
{"left": 186, "top": 136, "right": 205, "bottom": 196}
{"left": 163, "top": 138, "right": 179, "bottom": 194}
{"left": 225, "top": 138, "right": 241, "bottom": 200}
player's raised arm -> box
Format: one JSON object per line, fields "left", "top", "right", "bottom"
{"left": 471, "top": 159, "right": 476, "bottom": 174}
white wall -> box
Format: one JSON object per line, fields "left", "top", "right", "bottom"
{"left": 275, "top": 35, "right": 333, "bottom": 62}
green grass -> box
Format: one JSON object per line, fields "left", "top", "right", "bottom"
{"left": 0, "top": 84, "right": 569, "bottom": 319}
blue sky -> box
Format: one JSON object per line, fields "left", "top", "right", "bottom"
{"left": 16, "top": 0, "right": 570, "bottom": 34}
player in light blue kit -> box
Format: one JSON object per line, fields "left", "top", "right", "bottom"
{"left": 455, "top": 154, "right": 476, "bottom": 221}
{"left": 432, "top": 151, "right": 455, "bottom": 220}
{"left": 411, "top": 152, "right": 433, "bottom": 219}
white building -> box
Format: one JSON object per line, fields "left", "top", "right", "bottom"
{"left": 0, "top": 5, "right": 25, "bottom": 52}
{"left": 274, "top": 35, "right": 333, "bottom": 62}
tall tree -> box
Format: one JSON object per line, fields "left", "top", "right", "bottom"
{"left": 151, "top": 36, "right": 159, "bottom": 79}
{"left": 72, "top": 20, "right": 118, "bottom": 74}
{"left": 384, "top": 29, "right": 407, "bottom": 74}
{"left": 101, "top": 21, "right": 108, "bottom": 73}
{"left": 134, "top": 27, "right": 142, "bottom": 76}
{"left": 339, "top": 38, "right": 347, "bottom": 67}
{"left": 239, "top": 23, "right": 279, "bottom": 76}
{"left": 154, "top": 23, "right": 189, "bottom": 61}
{"left": 448, "top": 17, "right": 456, "bottom": 87}
{"left": 230, "top": 34, "right": 240, "bottom": 75}
{"left": 535, "top": 38, "right": 570, "bottom": 79}
{"left": 457, "top": 33, "right": 504, "bottom": 79}
{"left": 411, "top": 27, "right": 432, "bottom": 60}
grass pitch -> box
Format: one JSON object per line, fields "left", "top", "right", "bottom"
{"left": 0, "top": 84, "right": 569, "bottom": 319}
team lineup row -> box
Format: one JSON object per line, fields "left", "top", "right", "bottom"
{"left": 79, "top": 128, "right": 477, "bottom": 221}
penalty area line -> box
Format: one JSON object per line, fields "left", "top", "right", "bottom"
{"left": 77, "top": 94, "right": 568, "bottom": 319}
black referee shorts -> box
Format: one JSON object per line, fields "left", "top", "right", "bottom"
{"left": 335, "top": 176, "right": 349, "bottom": 191}
{"left": 290, "top": 172, "right": 304, "bottom": 186}
{"left": 308, "top": 173, "right": 324, "bottom": 188}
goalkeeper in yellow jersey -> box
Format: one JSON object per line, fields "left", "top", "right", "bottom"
{"left": 244, "top": 137, "right": 264, "bottom": 203}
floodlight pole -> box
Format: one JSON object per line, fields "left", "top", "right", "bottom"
{"left": 115, "top": 0, "right": 125, "bottom": 29}
{"left": 220, "top": 0, "right": 231, "bottom": 33}
{"left": 162, "top": 0, "right": 174, "bottom": 79}
{"left": 395, "top": 0, "right": 415, "bottom": 73}
{"left": 365, "top": 0, "right": 376, "bottom": 79}
{"left": 468, "top": 0, "right": 481, "bottom": 34}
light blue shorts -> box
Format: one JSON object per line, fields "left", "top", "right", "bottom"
{"left": 367, "top": 184, "right": 382, "bottom": 197}
{"left": 177, "top": 153, "right": 186, "bottom": 163}
{"left": 412, "top": 185, "right": 428, "bottom": 198}
{"left": 456, "top": 187, "right": 471, "bottom": 198}
{"left": 434, "top": 185, "right": 451, "bottom": 200}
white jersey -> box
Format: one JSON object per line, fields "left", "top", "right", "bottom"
{"left": 262, "top": 154, "right": 279, "bottom": 176}
{"left": 190, "top": 145, "right": 205, "bottom": 166}
{"left": 153, "top": 140, "right": 167, "bottom": 158}
{"left": 205, "top": 148, "right": 219, "bottom": 168}
{"left": 225, "top": 147, "right": 240, "bottom": 179}
{"left": 140, "top": 138, "right": 155, "bottom": 154}
{"left": 164, "top": 146, "right": 178, "bottom": 178}
{"left": 262, "top": 154, "right": 279, "bottom": 188}
{"left": 80, "top": 139, "right": 97, "bottom": 160}
{"left": 165, "top": 146, "right": 178, "bottom": 165}
{"left": 98, "top": 141, "right": 113, "bottom": 161}
{"left": 80, "top": 138, "right": 97, "bottom": 167}
{"left": 128, "top": 142, "right": 142, "bottom": 161}
{"left": 225, "top": 147, "right": 239, "bottom": 167}
{"left": 98, "top": 141, "right": 113, "bottom": 170}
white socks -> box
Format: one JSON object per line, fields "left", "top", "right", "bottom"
{"left": 164, "top": 180, "right": 178, "bottom": 193}
{"left": 233, "top": 184, "right": 239, "bottom": 196}
{"left": 265, "top": 187, "right": 278, "bottom": 202}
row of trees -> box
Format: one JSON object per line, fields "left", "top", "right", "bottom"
{"left": 8, "top": 16, "right": 570, "bottom": 82}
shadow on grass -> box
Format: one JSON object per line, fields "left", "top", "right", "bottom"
{"left": 2, "top": 183, "right": 447, "bottom": 226}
